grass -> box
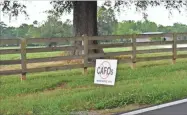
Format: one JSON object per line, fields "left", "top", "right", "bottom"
{"left": 1, "top": 46, "right": 187, "bottom": 114}
{"left": 104, "top": 47, "right": 130, "bottom": 52}
{"left": 0, "top": 52, "right": 63, "bottom": 60}
{"left": 0, "top": 45, "right": 173, "bottom": 60}
{"left": 1, "top": 45, "right": 185, "bottom": 61}
{"left": 1, "top": 58, "right": 187, "bottom": 115}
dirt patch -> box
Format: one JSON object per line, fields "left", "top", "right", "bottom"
{"left": 71, "top": 104, "right": 150, "bottom": 115}
{"left": 0, "top": 59, "right": 82, "bottom": 71}
{"left": 0, "top": 54, "right": 132, "bottom": 72}
{"left": 46, "top": 82, "right": 67, "bottom": 91}
{"left": 15, "top": 82, "right": 68, "bottom": 98}
{"left": 96, "top": 104, "right": 149, "bottom": 115}
{"left": 70, "top": 111, "right": 101, "bottom": 115}
{"left": 0, "top": 64, "right": 21, "bottom": 71}
{"left": 27, "top": 59, "right": 82, "bottom": 69}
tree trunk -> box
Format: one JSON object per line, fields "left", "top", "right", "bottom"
{"left": 72, "top": 1, "right": 104, "bottom": 61}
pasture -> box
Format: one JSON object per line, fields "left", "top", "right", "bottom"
{"left": 1, "top": 58, "right": 187, "bottom": 114}
{"left": 1, "top": 45, "right": 187, "bottom": 114}
{"left": 1, "top": 44, "right": 187, "bottom": 72}
{"left": 1, "top": 33, "right": 187, "bottom": 114}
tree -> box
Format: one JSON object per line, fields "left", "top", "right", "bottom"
{"left": 1, "top": 1, "right": 186, "bottom": 57}
{"left": 0, "top": 22, "right": 7, "bottom": 38}
{"left": 40, "top": 15, "right": 73, "bottom": 47}
{"left": 16, "top": 23, "right": 31, "bottom": 37}
{"left": 2, "top": 26, "right": 18, "bottom": 39}
{"left": 26, "top": 25, "right": 41, "bottom": 38}
{"left": 114, "top": 20, "right": 139, "bottom": 35}
{"left": 61, "top": 19, "right": 73, "bottom": 37}
{"left": 33, "top": 20, "right": 38, "bottom": 26}
{"left": 41, "top": 16, "right": 73, "bottom": 38}
{"left": 136, "top": 20, "right": 157, "bottom": 32}
{"left": 97, "top": 6, "right": 118, "bottom": 35}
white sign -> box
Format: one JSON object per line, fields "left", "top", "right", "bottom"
{"left": 94, "top": 59, "right": 118, "bottom": 86}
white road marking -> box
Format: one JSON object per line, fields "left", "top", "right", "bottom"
{"left": 120, "top": 99, "right": 187, "bottom": 115}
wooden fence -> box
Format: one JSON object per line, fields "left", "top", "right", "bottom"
{"left": 1, "top": 33, "right": 187, "bottom": 80}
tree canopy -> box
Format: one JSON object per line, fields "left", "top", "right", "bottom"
{"left": 97, "top": 6, "right": 118, "bottom": 35}
{"left": 1, "top": 19, "right": 187, "bottom": 39}
{"left": 1, "top": 1, "right": 187, "bottom": 20}
{"left": 1, "top": 0, "right": 187, "bottom": 57}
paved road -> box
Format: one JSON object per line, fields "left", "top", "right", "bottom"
{"left": 120, "top": 100, "right": 187, "bottom": 115}
{"left": 138, "top": 102, "right": 187, "bottom": 115}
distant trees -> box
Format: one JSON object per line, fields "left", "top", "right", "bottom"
{"left": 40, "top": 16, "right": 73, "bottom": 38}
{"left": 0, "top": 18, "right": 73, "bottom": 39}
{"left": 113, "top": 20, "right": 158, "bottom": 35}
{"left": 2, "top": 1, "right": 187, "bottom": 56}
{"left": 97, "top": 6, "right": 117, "bottom": 35}
{"left": 1, "top": 18, "right": 187, "bottom": 40}
{"left": 0, "top": 22, "right": 7, "bottom": 37}
{"left": 113, "top": 20, "right": 141, "bottom": 35}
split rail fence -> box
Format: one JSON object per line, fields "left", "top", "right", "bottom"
{"left": 1, "top": 33, "right": 187, "bottom": 80}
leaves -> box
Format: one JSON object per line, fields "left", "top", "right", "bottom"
{"left": 50, "top": 1, "right": 73, "bottom": 15}
{"left": 40, "top": 16, "right": 73, "bottom": 38}
{"left": 1, "top": 0, "right": 187, "bottom": 19}
{"left": 1, "top": 1, "right": 28, "bottom": 18}
{"left": 97, "top": 6, "right": 118, "bottom": 35}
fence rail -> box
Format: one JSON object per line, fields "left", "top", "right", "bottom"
{"left": 1, "top": 32, "right": 187, "bottom": 79}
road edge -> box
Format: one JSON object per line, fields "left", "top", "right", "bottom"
{"left": 120, "top": 98, "right": 187, "bottom": 115}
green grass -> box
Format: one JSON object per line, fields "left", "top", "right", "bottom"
{"left": 1, "top": 46, "right": 187, "bottom": 114}
{"left": 0, "top": 46, "right": 63, "bottom": 60}
{"left": 0, "top": 52, "right": 63, "bottom": 60}
{"left": 104, "top": 47, "right": 130, "bottom": 52}
{"left": 1, "top": 59, "right": 187, "bottom": 115}
{"left": 137, "top": 51, "right": 187, "bottom": 57}
{"left": 0, "top": 45, "right": 180, "bottom": 60}
{"left": 1, "top": 45, "right": 185, "bottom": 61}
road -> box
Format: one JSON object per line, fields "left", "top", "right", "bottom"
{"left": 120, "top": 99, "right": 187, "bottom": 115}
{"left": 138, "top": 102, "right": 187, "bottom": 115}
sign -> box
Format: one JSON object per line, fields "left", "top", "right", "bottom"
{"left": 94, "top": 59, "right": 117, "bottom": 86}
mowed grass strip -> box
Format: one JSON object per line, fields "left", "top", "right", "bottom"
{"left": 0, "top": 51, "right": 63, "bottom": 60}
{"left": 1, "top": 59, "right": 187, "bottom": 115}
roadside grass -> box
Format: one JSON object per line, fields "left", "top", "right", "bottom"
{"left": 1, "top": 58, "right": 187, "bottom": 114}
{"left": 1, "top": 46, "right": 187, "bottom": 114}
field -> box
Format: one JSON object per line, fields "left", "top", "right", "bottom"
{"left": 1, "top": 45, "right": 187, "bottom": 115}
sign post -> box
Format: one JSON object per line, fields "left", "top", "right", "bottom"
{"left": 94, "top": 59, "right": 117, "bottom": 86}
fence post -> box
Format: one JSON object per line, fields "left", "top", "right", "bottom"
{"left": 172, "top": 33, "right": 177, "bottom": 64}
{"left": 20, "top": 38, "right": 27, "bottom": 81}
{"left": 83, "top": 35, "right": 88, "bottom": 75}
{"left": 131, "top": 35, "right": 136, "bottom": 69}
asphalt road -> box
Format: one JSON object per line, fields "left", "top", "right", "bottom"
{"left": 138, "top": 102, "right": 187, "bottom": 115}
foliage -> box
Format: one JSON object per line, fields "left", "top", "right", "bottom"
{"left": 113, "top": 20, "right": 141, "bottom": 35}
{"left": 97, "top": 6, "right": 118, "bottom": 35}
{"left": 149, "top": 37, "right": 162, "bottom": 41}
{"left": 114, "top": 21, "right": 187, "bottom": 37}
{"left": 1, "top": 58, "right": 187, "bottom": 114}
{"left": 1, "top": 1, "right": 187, "bottom": 40}
{"left": 1, "top": 19, "right": 187, "bottom": 40}
{"left": 49, "top": 1, "right": 187, "bottom": 18}
{"left": 41, "top": 16, "right": 73, "bottom": 38}
{"left": 0, "top": 17, "right": 73, "bottom": 40}
{"left": 0, "top": 22, "right": 7, "bottom": 37}
{"left": 1, "top": 1, "right": 187, "bottom": 22}
{"left": 0, "top": 1, "right": 28, "bottom": 20}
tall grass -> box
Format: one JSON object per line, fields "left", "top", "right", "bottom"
{"left": 1, "top": 59, "right": 187, "bottom": 114}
